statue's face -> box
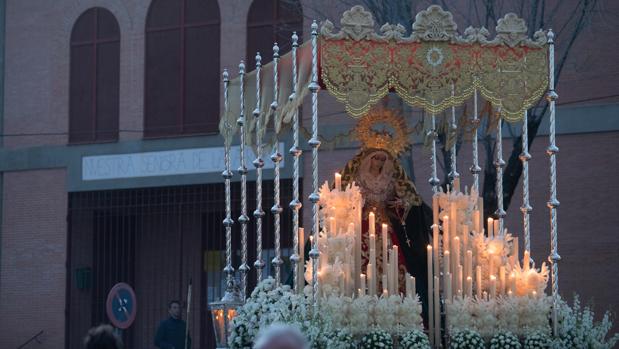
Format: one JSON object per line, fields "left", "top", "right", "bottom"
{"left": 370, "top": 152, "right": 387, "bottom": 172}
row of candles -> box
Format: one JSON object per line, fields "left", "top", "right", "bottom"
{"left": 361, "top": 211, "right": 417, "bottom": 298}
{"left": 313, "top": 173, "right": 417, "bottom": 299}
{"left": 426, "top": 182, "right": 534, "bottom": 347}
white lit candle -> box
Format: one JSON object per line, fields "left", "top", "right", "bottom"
{"left": 450, "top": 201, "right": 458, "bottom": 241}
{"left": 382, "top": 224, "right": 388, "bottom": 282}
{"left": 473, "top": 210, "right": 480, "bottom": 233}
{"left": 488, "top": 250, "right": 495, "bottom": 279}
{"left": 432, "top": 194, "right": 439, "bottom": 225}
{"left": 476, "top": 266, "right": 483, "bottom": 298}
{"left": 367, "top": 262, "right": 374, "bottom": 296}
{"left": 369, "top": 212, "right": 375, "bottom": 235}
{"left": 298, "top": 227, "right": 305, "bottom": 293}
{"left": 487, "top": 217, "right": 494, "bottom": 237}
{"left": 433, "top": 220, "right": 440, "bottom": 282}
{"left": 494, "top": 219, "right": 500, "bottom": 237}
{"left": 405, "top": 272, "right": 411, "bottom": 297}
{"left": 524, "top": 250, "right": 530, "bottom": 273}
{"left": 433, "top": 276, "right": 440, "bottom": 346}
{"left": 411, "top": 276, "right": 416, "bottom": 297}
{"left": 445, "top": 273, "right": 452, "bottom": 302}
{"left": 453, "top": 236, "right": 460, "bottom": 278}
{"left": 382, "top": 274, "right": 388, "bottom": 296}
{"left": 512, "top": 237, "right": 519, "bottom": 263}
{"left": 462, "top": 224, "right": 469, "bottom": 251}
{"left": 510, "top": 272, "right": 516, "bottom": 294}
{"left": 427, "top": 245, "right": 434, "bottom": 346}
{"left": 443, "top": 250, "right": 450, "bottom": 277}
{"left": 490, "top": 275, "right": 496, "bottom": 298}
{"left": 334, "top": 172, "right": 342, "bottom": 191}
{"left": 466, "top": 276, "right": 473, "bottom": 297}
{"left": 457, "top": 264, "right": 463, "bottom": 295}
{"left": 443, "top": 216, "right": 450, "bottom": 252}
{"left": 360, "top": 273, "right": 366, "bottom": 296}
{"left": 499, "top": 266, "right": 506, "bottom": 295}
{"left": 393, "top": 245, "right": 399, "bottom": 294}
{"left": 465, "top": 250, "right": 473, "bottom": 282}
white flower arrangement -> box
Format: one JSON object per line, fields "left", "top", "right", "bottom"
{"left": 360, "top": 329, "right": 393, "bottom": 349}
{"left": 449, "top": 329, "right": 485, "bottom": 349}
{"left": 399, "top": 329, "right": 431, "bottom": 349}
{"left": 229, "top": 278, "right": 311, "bottom": 348}
{"left": 447, "top": 295, "right": 552, "bottom": 339}
{"left": 490, "top": 332, "right": 522, "bottom": 349}
{"left": 550, "top": 295, "right": 619, "bottom": 349}
{"left": 523, "top": 331, "right": 550, "bottom": 349}
{"left": 321, "top": 294, "right": 423, "bottom": 336}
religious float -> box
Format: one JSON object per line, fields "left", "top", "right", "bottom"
{"left": 210, "top": 5, "right": 618, "bottom": 349}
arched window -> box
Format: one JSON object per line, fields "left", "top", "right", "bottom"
{"left": 145, "top": 0, "right": 221, "bottom": 137}
{"left": 69, "top": 7, "right": 120, "bottom": 143}
{"left": 247, "top": 0, "right": 303, "bottom": 69}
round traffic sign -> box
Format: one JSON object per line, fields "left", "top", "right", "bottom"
{"left": 106, "top": 282, "right": 137, "bottom": 329}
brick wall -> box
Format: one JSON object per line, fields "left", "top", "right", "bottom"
{"left": 0, "top": 169, "right": 68, "bottom": 348}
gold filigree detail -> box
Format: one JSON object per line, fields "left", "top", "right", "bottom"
{"left": 355, "top": 109, "right": 410, "bottom": 157}
{"left": 411, "top": 5, "right": 458, "bottom": 42}
{"left": 320, "top": 5, "right": 551, "bottom": 122}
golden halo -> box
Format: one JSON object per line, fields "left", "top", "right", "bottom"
{"left": 354, "top": 108, "right": 410, "bottom": 156}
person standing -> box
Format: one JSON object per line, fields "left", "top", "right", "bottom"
{"left": 154, "top": 300, "right": 191, "bottom": 349}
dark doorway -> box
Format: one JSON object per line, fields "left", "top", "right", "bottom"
{"left": 66, "top": 181, "right": 297, "bottom": 348}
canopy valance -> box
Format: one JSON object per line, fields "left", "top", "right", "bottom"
{"left": 219, "top": 5, "right": 550, "bottom": 145}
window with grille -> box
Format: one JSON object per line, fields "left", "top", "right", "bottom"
{"left": 144, "top": 0, "right": 221, "bottom": 137}
{"left": 69, "top": 7, "right": 120, "bottom": 144}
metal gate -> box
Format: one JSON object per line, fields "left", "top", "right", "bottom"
{"left": 66, "top": 180, "right": 296, "bottom": 348}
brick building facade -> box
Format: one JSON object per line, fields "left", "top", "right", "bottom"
{"left": 0, "top": 0, "right": 617, "bottom": 348}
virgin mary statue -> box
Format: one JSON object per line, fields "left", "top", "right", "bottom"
{"left": 339, "top": 109, "right": 432, "bottom": 320}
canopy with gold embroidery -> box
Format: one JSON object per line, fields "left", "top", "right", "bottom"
{"left": 219, "top": 5, "right": 550, "bottom": 144}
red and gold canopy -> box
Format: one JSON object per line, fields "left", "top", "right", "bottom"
{"left": 320, "top": 5, "right": 549, "bottom": 122}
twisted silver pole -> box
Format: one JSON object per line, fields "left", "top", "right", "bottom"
{"left": 222, "top": 69, "right": 235, "bottom": 291}
{"left": 520, "top": 110, "right": 532, "bottom": 253}
{"left": 494, "top": 112, "right": 506, "bottom": 235}
{"left": 546, "top": 29, "right": 560, "bottom": 335}
{"left": 270, "top": 43, "right": 284, "bottom": 286}
{"left": 428, "top": 111, "right": 439, "bottom": 193}
{"left": 237, "top": 61, "right": 250, "bottom": 300}
{"left": 308, "top": 21, "right": 321, "bottom": 314}
{"left": 253, "top": 52, "right": 266, "bottom": 281}
{"left": 470, "top": 89, "right": 481, "bottom": 192}
{"left": 449, "top": 85, "right": 460, "bottom": 185}
{"left": 288, "top": 32, "right": 303, "bottom": 294}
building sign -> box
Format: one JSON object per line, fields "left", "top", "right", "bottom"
{"left": 82, "top": 144, "right": 284, "bottom": 181}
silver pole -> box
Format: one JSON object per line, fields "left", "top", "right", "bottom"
{"left": 271, "top": 43, "right": 284, "bottom": 286}
{"left": 253, "top": 53, "right": 266, "bottom": 281}
{"left": 222, "top": 70, "right": 235, "bottom": 291}
{"left": 429, "top": 112, "right": 439, "bottom": 193}
{"left": 470, "top": 89, "right": 481, "bottom": 192}
{"left": 288, "top": 32, "right": 303, "bottom": 294}
{"left": 494, "top": 113, "right": 506, "bottom": 236}
{"left": 449, "top": 85, "right": 459, "bottom": 185}
{"left": 308, "top": 20, "right": 321, "bottom": 315}
{"left": 546, "top": 29, "right": 560, "bottom": 335}
{"left": 520, "top": 110, "right": 532, "bottom": 254}
{"left": 237, "top": 61, "right": 250, "bottom": 300}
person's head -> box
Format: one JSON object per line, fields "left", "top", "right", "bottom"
{"left": 83, "top": 324, "right": 123, "bottom": 349}
{"left": 168, "top": 300, "right": 182, "bottom": 319}
{"left": 253, "top": 324, "right": 308, "bottom": 349}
